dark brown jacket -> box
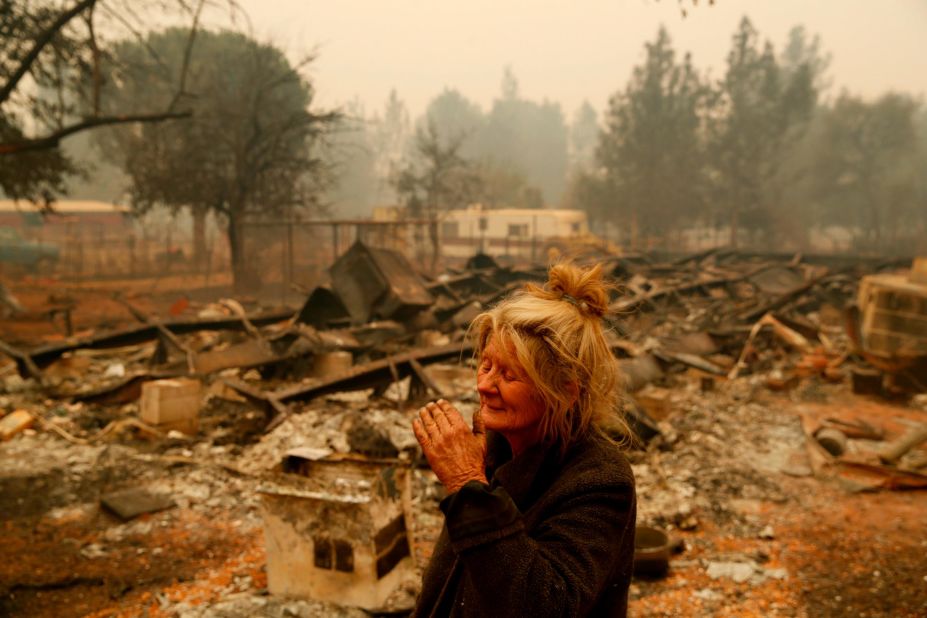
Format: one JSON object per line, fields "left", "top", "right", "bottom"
{"left": 413, "top": 430, "right": 636, "bottom": 617}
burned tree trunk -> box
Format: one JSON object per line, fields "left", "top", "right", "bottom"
{"left": 429, "top": 218, "right": 440, "bottom": 275}
{"left": 192, "top": 208, "right": 207, "bottom": 270}
{"left": 226, "top": 209, "right": 253, "bottom": 293}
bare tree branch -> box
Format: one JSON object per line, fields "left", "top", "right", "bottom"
{"left": 0, "top": 0, "right": 98, "bottom": 106}
{"left": 0, "top": 111, "right": 191, "bottom": 155}
{"left": 168, "top": 0, "right": 207, "bottom": 112}
{"left": 84, "top": 4, "right": 102, "bottom": 115}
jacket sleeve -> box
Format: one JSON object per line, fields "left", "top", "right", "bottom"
{"left": 439, "top": 475, "right": 634, "bottom": 617}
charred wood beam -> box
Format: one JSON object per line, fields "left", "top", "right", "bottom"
{"left": 0, "top": 338, "right": 45, "bottom": 384}
{"left": 737, "top": 271, "right": 835, "bottom": 323}
{"left": 14, "top": 309, "right": 294, "bottom": 373}
{"left": 275, "top": 342, "right": 472, "bottom": 404}
{"left": 223, "top": 378, "right": 291, "bottom": 431}
{"left": 224, "top": 343, "right": 474, "bottom": 422}
{"left": 114, "top": 297, "right": 200, "bottom": 375}
{"left": 670, "top": 250, "right": 909, "bottom": 271}
{"left": 114, "top": 296, "right": 150, "bottom": 324}
{"left": 671, "top": 247, "right": 724, "bottom": 267}
{"left": 611, "top": 273, "right": 749, "bottom": 315}
{"left": 154, "top": 324, "right": 197, "bottom": 374}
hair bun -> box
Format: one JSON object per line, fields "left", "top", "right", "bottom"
{"left": 536, "top": 262, "right": 610, "bottom": 318}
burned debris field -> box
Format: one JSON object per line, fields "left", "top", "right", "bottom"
{"left": 1, "top": 246, "right": 926, "bottom": 617}
{"left": 4, "top": 2, "right": 927, "bottom": 617}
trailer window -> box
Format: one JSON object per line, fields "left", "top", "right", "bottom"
{"left": 441, "top": 222, "right": 459, "bottom": 239}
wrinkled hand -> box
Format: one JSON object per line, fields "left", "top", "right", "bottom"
{"left": 413, "top": 399, "right": 488, "bottom": 494}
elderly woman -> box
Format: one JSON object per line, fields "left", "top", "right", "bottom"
{"left": 411, "top": 262, "right": 636, "bottom": 617}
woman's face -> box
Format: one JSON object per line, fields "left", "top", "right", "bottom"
{"left": 476, "top": 334, "right": 546, "bottom": 450}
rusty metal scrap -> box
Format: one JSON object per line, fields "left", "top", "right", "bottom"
{"left": 330, "top": 241, "right": 434, "bottom": 323}
{"left": 296, "top": 286, "right": 350, "bottom": 328}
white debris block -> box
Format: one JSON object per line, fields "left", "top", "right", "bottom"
{"left": 706, "top": 560, "right": 788, "bottom": 584}
{"left": 706, "top": 561, "right": 757, "bottom": 583}
{"left": 140, "top": 378, "right": 202, "bottom": 433}
{"left": 260, "top": 457, "right": 416, "bottom": 611}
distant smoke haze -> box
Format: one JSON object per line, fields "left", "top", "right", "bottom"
{"left": 232, "top": 0, "right": 927, "bottom": 116}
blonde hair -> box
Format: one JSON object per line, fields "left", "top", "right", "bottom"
{"left": 471, "top": 262, "right": 628, "bottom": 450}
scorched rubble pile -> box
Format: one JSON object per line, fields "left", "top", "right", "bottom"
{"left": 1, "top": 242, "right": 926, "bottom": 617}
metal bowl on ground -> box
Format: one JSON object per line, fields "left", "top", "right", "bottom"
{"left": 633, "top": 525, "right": 670, "bottom": 578}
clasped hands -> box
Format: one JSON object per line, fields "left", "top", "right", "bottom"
{"left": 413, "top": 399, "right": 488, "bottom": 495}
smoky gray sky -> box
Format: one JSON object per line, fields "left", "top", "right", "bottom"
{"left": 230, "top": 0, "right": 926, "bottom": 118}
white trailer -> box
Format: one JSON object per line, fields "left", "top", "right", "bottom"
{"left": 438, "top": 206, "right": 588, "bottom": 260}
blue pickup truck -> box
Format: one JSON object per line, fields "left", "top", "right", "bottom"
{"left": 0, "top": 227, "right": 59, "bottom": 271}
